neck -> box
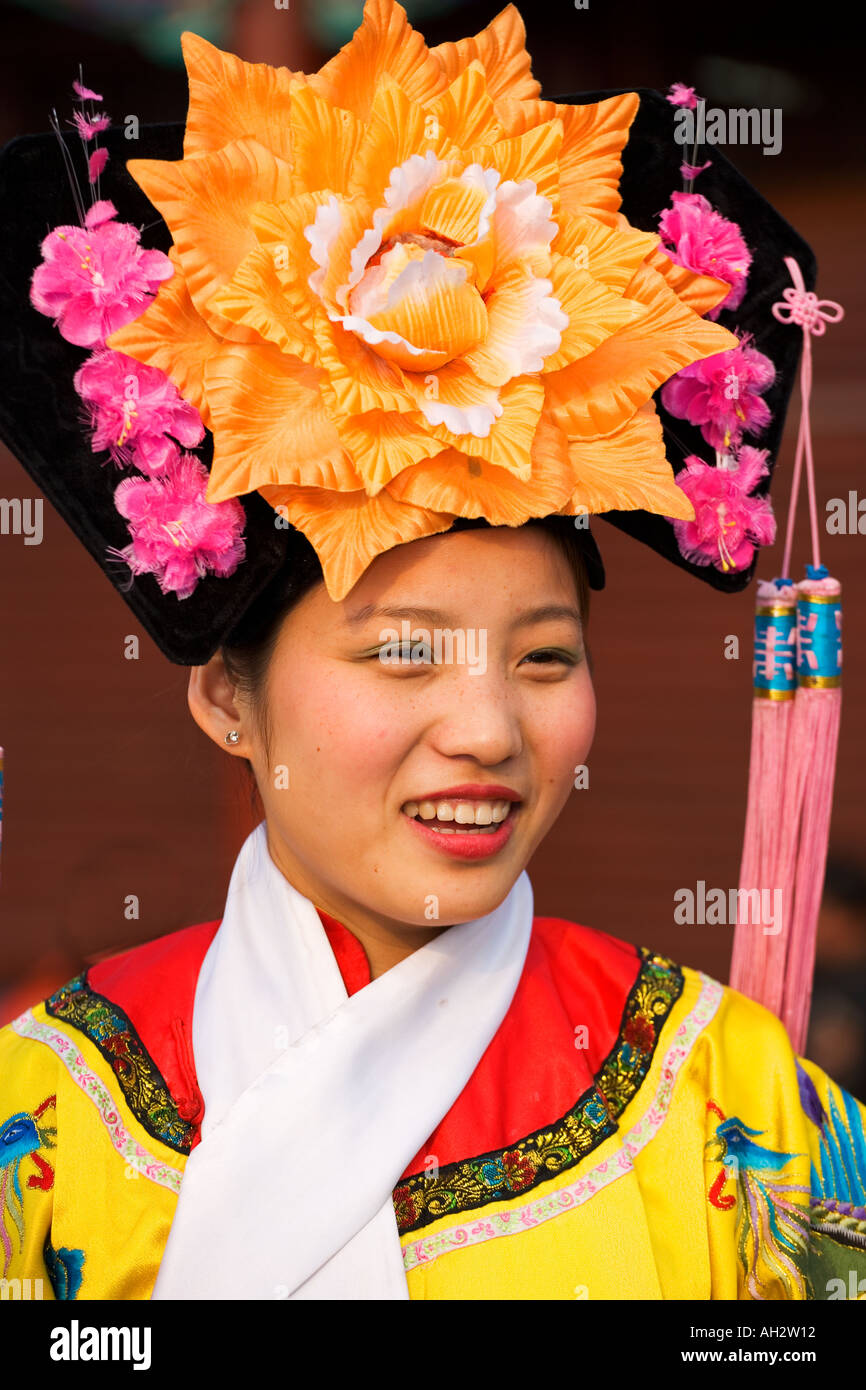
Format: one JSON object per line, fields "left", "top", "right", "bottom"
{"left": 264, "top": 825, "right": 450, "bottom": 982}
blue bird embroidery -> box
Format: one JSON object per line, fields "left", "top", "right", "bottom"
{"left": 1, "top": 1095, "right": 56, "bottom": 1277}
{"left": 705, "top": 1099, "right": 811, "bottom": 1298}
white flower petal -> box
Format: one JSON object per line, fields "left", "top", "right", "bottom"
{"left": 420, "top": 394, "right": 503, "bottom": 437}
{"left": 305, "top": 195, "right": 343, "bottom": 298}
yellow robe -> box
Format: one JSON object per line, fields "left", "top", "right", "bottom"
{"left": 1, "top": 919, "right": 865, "bottom": 1301}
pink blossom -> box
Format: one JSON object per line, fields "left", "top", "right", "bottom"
{"left": 669, "top": 448, "right": 776, "bottom": 572}
{"left": 73, "top": 79, "right": 103, "bottom": 102}
{"left": 112, "top": 453, "right": 246, "bottom": 599}
{"left": 666, "top": 83, "right": 699, "bottom": 110}
{"left": 85, "top": 200, "right": 117, "bottom": 229}
{"left": 661, "top": 335, "right": 775, "bottom": 452}
{"left": 680, "top": 159, "right": 711, "bottom": 180}
{"left": 74, "top": 348, "right": 205, "bottom": 474}
{"left": 88, "top": 147, "right": 109, "bottom": 182}
{"left": 657, "top": 191, "right": 752, "bottom": 319}
{"left": 30, "top": 204, "right": 173, "bottom": 348}
{"left": 73, "top": 110, "right": 111, "bottom": 140}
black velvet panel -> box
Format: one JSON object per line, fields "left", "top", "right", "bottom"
{"left": 560, "top": 87, "right": 816, "bottom": 592}
{"left": 0, "top": 91, "right": 815, "bottom": 662}
{"left": 0, "top": 124, "right": 289, "bottom": 665}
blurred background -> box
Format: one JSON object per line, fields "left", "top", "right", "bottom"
{"left": 1, "top": 0, "right": 864, "bottom": 1094}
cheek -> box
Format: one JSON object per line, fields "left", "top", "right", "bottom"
{"left": 264, "top": 661, "right": 420, "bottom": 802}
{"left": 534, "top": 673, "right": 596, "bottom": 786}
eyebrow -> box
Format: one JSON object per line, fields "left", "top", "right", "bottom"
{"left": 346, "top": 603, "right": 583, "bottom": 630}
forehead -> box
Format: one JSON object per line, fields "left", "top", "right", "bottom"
{"left": 287, "top": 525, "right": 581, "bottom": 637}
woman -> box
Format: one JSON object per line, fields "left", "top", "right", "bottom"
{"left": 1, "top": 0, "right": 864, "bottom": 1301}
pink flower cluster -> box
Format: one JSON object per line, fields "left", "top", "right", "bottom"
{"left": 28, "top": 79, "right": 245, "bottom": 599}
{"left": 113, "top": 455, "right": 246, "bottom": 600}
{"left": 31, "top": 200, "right": 172, "bottom": 349}
{"left": 666, "top": 83, "right": 699, "bottom": 110}
{"left": 661, "top": 334, "right": 775, "bottom": 453}
{"left": 669, "top": 448, "right": 776, "bottom": 573}
{"left": 657, "top": 191, "right": 752, "bottom": 320}
{"left": 655, "top": 161, "right": 778, "bottom": 572}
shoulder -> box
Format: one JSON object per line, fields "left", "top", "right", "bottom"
{"left": 1, "top": 918, "right": 221, "bottom": 1149}
{"left": 522, "top": 915, "right": 689, "bottom": 1076}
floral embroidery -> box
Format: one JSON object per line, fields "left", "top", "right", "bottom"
{"left": 705, "top": 1098, "right": 811, "bottom": 1299}
{"left": 44, "top": 973, "right": 195, "bottom": 1155}
{"left": 403, "top": 973, "right": 724, "bottom": 1272}
{"left": 11, "top": 1011, "right": 184, "bottom": 1194}
{"left": 0, "top": 1094, "right": 56, "bottom": 1277}
{"left": 394, "top": 947, "right": 683, "bottom": 1235}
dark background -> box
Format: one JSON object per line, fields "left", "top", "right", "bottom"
{"left": 1, "top": 0, "right": 864, "bottom": 1092}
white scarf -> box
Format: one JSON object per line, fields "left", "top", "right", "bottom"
{"left": 152, "top": 821, "right": 534, "bottom": 1300}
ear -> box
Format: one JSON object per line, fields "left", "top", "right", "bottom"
{"left": 187, "top": 652, "right": 248, "bottom": 756}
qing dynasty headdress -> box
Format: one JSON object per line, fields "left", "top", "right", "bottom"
{"left": 0, "top": 0, "right": 814, "bottom": 663}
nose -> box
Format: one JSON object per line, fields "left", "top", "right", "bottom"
{"left": 426, "top": 669, "right": 524, "bottom": 767}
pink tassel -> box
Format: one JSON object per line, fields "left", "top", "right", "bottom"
{"left": 729, "top": 258, "right": 845, "bottom": 1051}
{"left": 731, "top": 582, "right": 796, "bottom": 1012}
{"left": 780, "top": 576, "right": 842, "bottom": 1051}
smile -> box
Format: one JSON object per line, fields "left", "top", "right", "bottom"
{"left": 400, "top": 795, "right": 520, "bottom": 860}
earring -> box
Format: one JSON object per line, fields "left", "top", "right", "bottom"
{"left": 224, "top": 730, "right": 240, "bottom": 745}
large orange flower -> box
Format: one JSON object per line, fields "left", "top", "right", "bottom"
{"left": 107, "top": 0, "right": 738, "bottom": 600}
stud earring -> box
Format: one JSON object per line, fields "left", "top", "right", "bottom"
{"left": 224, "top": 730, "right": 240, "bottom": 745}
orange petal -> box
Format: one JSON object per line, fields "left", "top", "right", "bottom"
{"left": 484, "top": 177, "right": 558, "bottom": 284}
{"left": 461, "top": 262, "right": 567, "bottom": 387}
{"left": 203, "top": 343, "right": 361, "bottom": 502}
{"left": 313, "top": 314, "right": 408, "bottom": 415}
{"left": 545, "top": 261, "right": 738, "bottom": 438}
{"left": 426, "top": 375, "right": 545, "bottom": 479}
{"left": 250, "top": 190, "right": 346, "bottom": 332}
{"left": 360, "top": 245, "right": 488, "bottom": 371}
{"left": 425, "top": 61, "right": 504, "bottom": 147}
{"left": 553, "top": 212, "right": 660, "bottom": 292}
{"left": 564, "top": 402, "right": 695, "bottom": 519}
{"left": 127, "top": 138, "right": 294, "bottom": 337}
{"left": 180, "top": 30, "right": 300, "bottom": 161}
{"left": 540, "top": 255, "right": 644, "bottom": 373}
{"left": 208, "top": 243, "right": 318, "bottom": 362}
{"left": 496, "top": 93, "right": 639, "bottom": 226}
{"left": 287, "top": 79, "right": 366, "bottom": 197}
{"left": 419, "top": 172, "right": 497, "bottom": 251}
{"left": 646, "top": 244, "right": 732, "bottom": 317}
{"left": 311, "top": 0, "right": 448, "bottom": 122}
{"left": 430, "top": 4, "right": 540, "bottom": 102}
{"left": 401, "top": 356, "right": 503, "bottom": 437}
{"left": 257, "top": 482, "right": 456, "bottom": 601}
{"left": 466, "top": 118, "right": 563, "bottom": 212}
{"left": 389, "top": 411, "right": 573, "bottom": 523}
{"left": 330, "top": 401, "right": 439, "bottom": 493}
{"left": 105, "top": 247, "right": 220, "bottom": 427}
{"left": 347, "top": 74, "right": 460, "bottom": 211}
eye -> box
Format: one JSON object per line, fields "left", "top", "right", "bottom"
{"left": 520, "top": 648, "right": 578, "bottom": 666}
{"left": 372, "top": 641, "right": 434, "bottom": 665}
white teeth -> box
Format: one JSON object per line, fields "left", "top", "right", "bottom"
{"left": 402, "top": 797, "right": 515, "bottom": 826}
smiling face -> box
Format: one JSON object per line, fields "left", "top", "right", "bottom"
{"left": 194, "top": 524, "right": 596, "bottom": 974}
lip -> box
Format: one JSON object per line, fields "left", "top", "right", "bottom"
{"left": 403, "top": 783, "right": 523, "bottom": 804}
{"left": 402, "top": 802, "right": 519, "bottom": 861}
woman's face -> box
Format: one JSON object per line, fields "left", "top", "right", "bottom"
{"left": 221, "top": 526, "right": 595, "bottom": 953}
